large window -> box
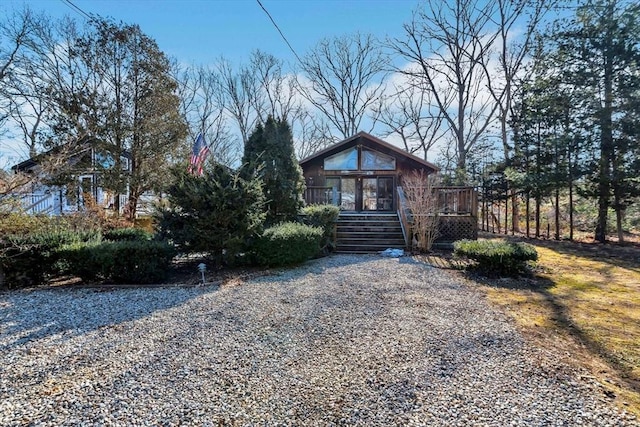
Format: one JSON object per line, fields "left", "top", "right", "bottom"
{"left": 361, "top": 148, "right": 395, "bottom": 170}
{"left": 324, "top": 148, "right": 358, "bottom": 170}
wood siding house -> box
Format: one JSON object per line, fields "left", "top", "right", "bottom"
{"left": 299, "top": 132, "right": 477, "bottom": 251}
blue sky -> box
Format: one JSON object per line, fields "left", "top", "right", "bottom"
{"left": 1, "top": 0, "right": 423, "bottom": 166}
{"left": 9, "top": 0, "right": 421, "bottom": 67}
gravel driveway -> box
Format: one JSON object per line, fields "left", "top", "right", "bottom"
{"left": 1, "top": 254, "right": 636, "bottom": 426}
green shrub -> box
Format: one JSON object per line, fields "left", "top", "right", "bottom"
{"left": 103, "top": 227, "right": 152, "bottom": 242}
{"left": 300, "top": 204, "right": 340, "bottom": 253}
{"left": 59, "top": 240, "right": 176, "bottom": 284}
{"left": 253, "top": 222, "right": 323, "bottom": 267}
{"left": 0, "top": 213, "right": 53, "bottom": 235}
{"left": 453, "top": 239, "right": 538, "bottom": 276}
{"left": 0, "top": 230, "right": 100, "bottom": 289}
{"left": 156, "top": 164, "right": 265, "bottom": 267}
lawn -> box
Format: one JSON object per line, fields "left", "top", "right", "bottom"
{"left": 470, "top": 237, "right": 640, "bottom": 417}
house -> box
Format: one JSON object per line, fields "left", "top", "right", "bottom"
{"left": 8, "top": 140, "right": 131, "bottom": 215}
{"left": 300, "top": 132, "right": 440, "bottom": 211}
{"left": 299, "top": 132, "right": 477, "bottom": 251}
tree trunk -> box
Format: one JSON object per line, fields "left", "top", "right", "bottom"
{"left": 568, "top": 141, "right": 574, "bottom": 241}
{"left": 595, "top": 1, "right": 615, "bottom": 244}
{"left": 511, "top": 190, "right": 519, "bottom": 234}
{"left": 126, "top": 194, "right": 138, "bottom": 223}
{"left": 554, "top": 188, "right": 560, "bottom": 240}
{"left": 535, "top": 195, "right": 541, "bottom": 238}
{"left": 526, "top": 192, "right": 530, "bottom": 238}
{"left": 504, "top": 196, "right": 508, "bottom": 235}
{"left": 569, "top": 180, "right": 574, "bottom": 241}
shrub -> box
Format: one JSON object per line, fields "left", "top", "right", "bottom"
{"left": 0, "top": 230, "right": 99, "bottom": 289}
{"left": 103, "top": 227, "right": 152, "bottom": 242}
{"left": 156, "top": 164, "right": 265, "bottom": 267}
{"left": 253, "top": 222, "right": 323, "bottom": 266}
{"left": 453, "top": 239, "right": 538, "bottom": 276}
{"left": 0, "top": 213, "right": 53, "bottom": 235}
{"left": 59, "top": 240, "right": 176, "bottom": 284}
{"left": 300, "top": 204, "right": 340, "bottom": 253}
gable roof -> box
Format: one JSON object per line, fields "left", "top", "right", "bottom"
{"left": 299, "top": 131, "right": 440, "bottom": 172}
{"left": 11, "top": 138, "right": 131, "bottom": 173}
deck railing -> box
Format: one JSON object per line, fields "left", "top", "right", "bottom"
{"left": 305, "top": 186, "right": 339, "bottom": 206}
{"left": 434, "top": 186, "right": 477, "bottom": 216}
{"left": 2, "top": 192, "right": 59, "bottom": 215}
{"left": 397, "top": 186, "right": 478, "bottom": 248}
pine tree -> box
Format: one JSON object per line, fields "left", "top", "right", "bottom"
{"left": 156, "top": 165, "right": 265, "bottom": 267}
{"left": 552, "top": 0, "right": 640, "bottom": 242}
{"left": 241, "top": 116, "right": 305, "bottom": 224}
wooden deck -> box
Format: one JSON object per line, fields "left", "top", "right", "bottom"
{"left": 327, "top": 187, "right": 478, "bottom": 253}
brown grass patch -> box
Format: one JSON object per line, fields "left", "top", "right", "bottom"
{"left": 426, "top": 236, "right": 640, "bottom": 417}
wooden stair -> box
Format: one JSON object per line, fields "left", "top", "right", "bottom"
{"left": 335, "top": 212, "right": 406, "bottom": 253}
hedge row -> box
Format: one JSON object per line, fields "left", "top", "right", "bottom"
{"left": 0, "top": 227, "right": 168, "bottom": 288}
{"left": 58, "top": 240, "right": 176, "bottom": 284}
{"left": 0, "top": 230, "right": 99, "bottom": 288}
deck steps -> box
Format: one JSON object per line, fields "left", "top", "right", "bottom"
{"left": 335, "top": 213, "right": 406, "bottom": 253}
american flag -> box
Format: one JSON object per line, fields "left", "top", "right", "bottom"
{"left": 188, "top": 133, "right": 210, "bottom": 176}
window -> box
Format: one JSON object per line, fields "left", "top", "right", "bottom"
{"left": 324, "top": 148, "right": 358, "bottom": 170}
{"left": 95, "top": 152, "right": 115, "bottom": 168}
{"left": 361, "top": 148, "right": 395, "bottom": 170}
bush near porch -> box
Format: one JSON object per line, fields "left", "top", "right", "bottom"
{"left": 453, "top": 239, "right": 538, "bottom": 276}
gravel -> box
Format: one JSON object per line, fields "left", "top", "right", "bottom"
{"left": 0, "top": 254, "right": 637, "bottom": 426}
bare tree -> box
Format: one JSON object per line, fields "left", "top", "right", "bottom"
{"left": 249, "top": 50, "right": 300, "bottom": 123}
{"left": 176, "top": 64, "right": 240, "bottom": 167}
{"left": 402, "top": 170, "right": 440, "bottom": 252}
{"left": 390, "top": 0, "right": 502, "bottom": 180}
{"left": 214, "top": 58, "right": 258, "bottom": 145}
{"left": 213, "top": 50, "right": 304, "bottom": 147}
{"left": 0, "top": 7, "right": 40, "bottom": 145}
{"left": 487, "top": 0, "right": 555, "bottom": 232}
{"left": 0, "top": 7, "right": 36, "bottom": 83}
{"left": 294, "top": 110, "right": 335, "bottom": 160}
{"left": 5, "top": 55, "right": 49, "bottom": 158}
{"left": 297, "top": 33, "right": 389, "bottom": 139}
{"left": 490, "top": 0, "right": 554, "bottom": 160}
{"left": 374, "top": 79, "right": 446, "bottom": 161}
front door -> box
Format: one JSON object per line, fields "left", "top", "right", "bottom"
{"left": 377, "top": 177, "right": 394, "bottom": 211}
{"left": 363, "top": 176, "right": 394, "bottom": 211}
{"left": 341, "top": 177, "right": 357, "bottom": 211}
{"left": 328, "top": 176, "right": 394, "bottom": 211}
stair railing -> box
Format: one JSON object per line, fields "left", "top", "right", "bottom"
{"left": 21, "top": 193, "right": 55, "bottom": 215}
{"left": 396, "top": 186, "right": 412, "bottom": 249}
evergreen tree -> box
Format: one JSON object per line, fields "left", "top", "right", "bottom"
{"left": 552, "top": 0, "right": 640, "bottom": 242}
{"left": 242, "top": 116, "right": 305, "bottom": 224}
{"left": 156, "top": 165, "right": 265, "bottom": 267}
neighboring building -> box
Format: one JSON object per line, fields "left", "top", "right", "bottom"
{"left": 8, "top": 140, "right": 131, "bottom": 215}
{"left": 300, "top": 132, "right": 439, "bottom": 212}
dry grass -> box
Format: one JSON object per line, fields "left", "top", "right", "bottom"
{"left": 461, "top": 236, "right": 640, "bottom": 417}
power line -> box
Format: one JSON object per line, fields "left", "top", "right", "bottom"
{"left": 256, "top": 0, "right": 303, "bottom": 64}
{"left": 55, "top": 0, "right": 230, "bottom": 146}
{"left": 59, "top": 0, "right": 92, "bottom": 20}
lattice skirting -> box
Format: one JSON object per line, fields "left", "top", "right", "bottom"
{"left": 436, "top": 216, "right": 478, "bottom": 242}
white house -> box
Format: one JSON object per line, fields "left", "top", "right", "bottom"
{"left": 8, "top": 140, "right": 131, "bottom": 215}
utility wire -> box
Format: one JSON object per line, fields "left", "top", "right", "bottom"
{"left": 256, "top": 0, "right": 303, "bottom": 64}
{"left": 60, "top": 0, "right": 92, "bottom": 20}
